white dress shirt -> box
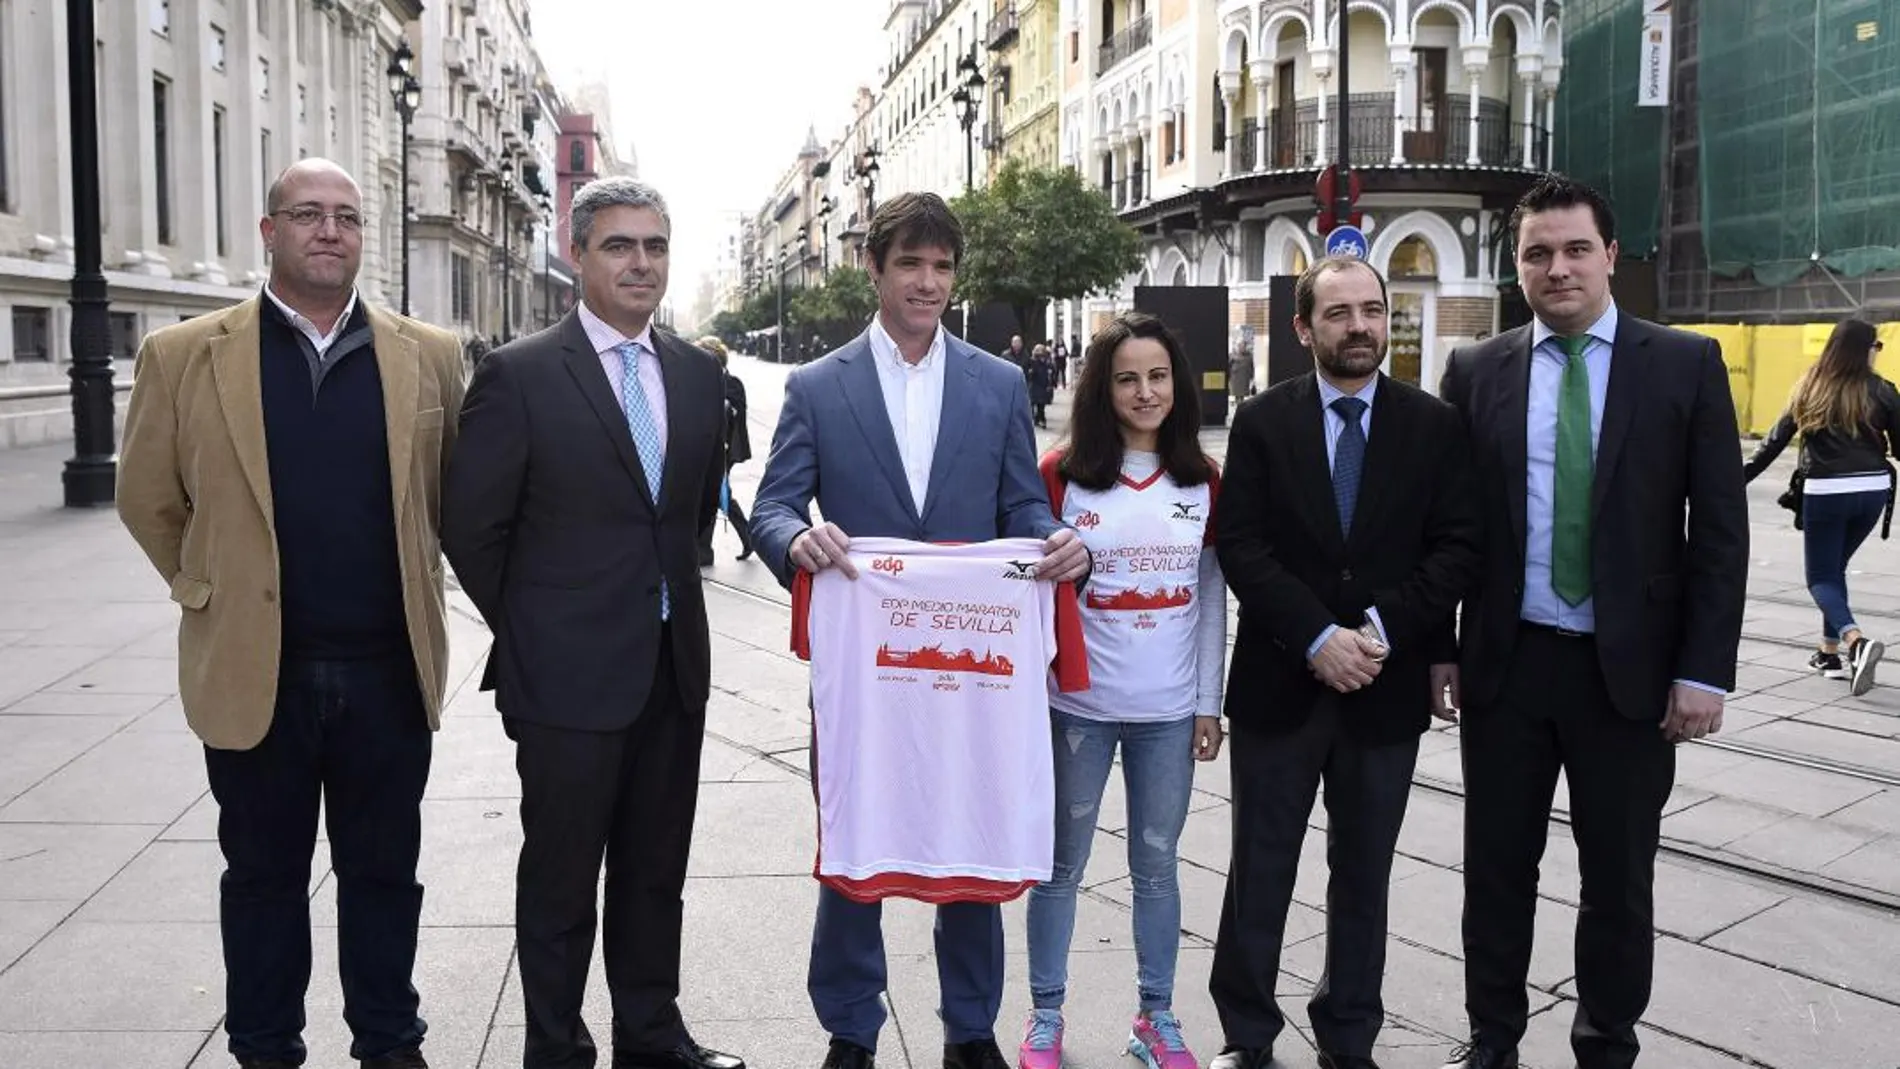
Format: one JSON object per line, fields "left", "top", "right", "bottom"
{"left": 264, "top": 284, "right": 359, "bottom": 358}
{"left": 579, "top": 300, "right": 668, "bottom": 450}
{"left": 867, "top": 313, "right": 947, "bottom": 513}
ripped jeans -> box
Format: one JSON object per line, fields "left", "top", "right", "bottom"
{"left": 1026, "top": 709, "right": 1197, "bottom": 1011}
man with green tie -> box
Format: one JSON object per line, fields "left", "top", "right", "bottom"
{"left": 1434, "top": 175, "right": 1749, "bottom": 1069}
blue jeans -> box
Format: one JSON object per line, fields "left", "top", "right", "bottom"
{"left": 1027, "top": 710, "right": 1196, "bottom": 1011}
{"left": 1803, "top": 490, "right": 1887, "bottom": 641}
{"left": 204, "top": 656, "right": 431, "bottom": 1065}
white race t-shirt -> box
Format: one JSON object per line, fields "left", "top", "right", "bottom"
{"left": 791, "top": 538, "right": 1087, "bottom": 904}
{"left": 1041, "top": 452, "right": 1220, "bottom": 722}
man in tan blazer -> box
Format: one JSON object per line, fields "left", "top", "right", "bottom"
{"left": 118, "top": 158, "right": 464, "bottom": 1069}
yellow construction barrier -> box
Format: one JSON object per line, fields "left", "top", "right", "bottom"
{"left": 1676, "top": 321, "right": 1899, "bottom": 436}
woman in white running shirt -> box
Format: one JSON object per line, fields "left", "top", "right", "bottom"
{"left": 1021, "top": 312, "right": 1228, "bottom": 1069}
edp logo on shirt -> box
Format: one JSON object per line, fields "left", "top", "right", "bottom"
{"left": 872, "top": 557, "right": 906, "bottom": 575}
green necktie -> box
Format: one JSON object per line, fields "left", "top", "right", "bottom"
{"left": 1552, "top": 334, "right": 1594, "bottom": 606}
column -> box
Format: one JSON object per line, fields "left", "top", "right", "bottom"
{"left": 1249, "top": 58, "right": 1272, "bottom": 171}
{"left": 1144, "top": 119, "right": 1158, "bottom": 200}
{"left": 1515, "top": 56, "right": 1543, "bottom": 169}
{"left": 1315, "top": 75, "right": 1330, "bottom": 164}
{"left": 1465, "top": 65, "right": 1483, "bottom": 164}
{"left": 1218, "top": 69, "right": 1241, "bottom": 176}
{"left": 1391, "top": 53, "right": 1413, "bottom": 164}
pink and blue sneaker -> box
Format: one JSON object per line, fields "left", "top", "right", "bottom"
{"left": 1127, "top": 1011, "right": 1199, "bottom": 1069}
{"left": 1018, "top": 1009, "right": 1064, "bottom": 1069}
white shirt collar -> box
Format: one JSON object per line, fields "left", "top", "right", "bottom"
{"left": 263, "top": 284, "right": 358, "bottom": 355}
{"left": 868, "top": 312, "right": 945, "bottom": 371}
{"left": 1532, "top": 302, "right": 1619, "bottom": 352}
{"left": 577, "top": 298, "right": 656, "bottom": 356}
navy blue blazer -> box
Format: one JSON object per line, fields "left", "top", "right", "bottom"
{"left": 751, "top": 328, "right": 1061, "bottom": 587}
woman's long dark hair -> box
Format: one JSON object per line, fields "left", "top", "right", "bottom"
{"left": 1789, "top": 318, "right": 1880, "bottom": 436}
{"left": 1057, "top": 312, "right": 1213, "bottom": 491}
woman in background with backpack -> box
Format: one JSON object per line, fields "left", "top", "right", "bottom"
{"left": 697, "top": 336, "right": 755, "bottom": 565}
{"left": 1744, "top": 317, "right": 1900, "bottom": 695}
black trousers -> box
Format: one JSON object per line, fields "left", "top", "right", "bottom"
{"left": 204, "top": 654, "right": 432, "bottom": 1065}
{"left": 1209, "top": 702, "right": 1419, "bottom": 1057}
{"left": 698, "top": 466, "right": 753, "bottom": 558}
{"left": 1460, "top": 626, "right": 1676, "bottom": 1069}
{"left": 511, "top": 629, "right": 706, "bottom": 1069}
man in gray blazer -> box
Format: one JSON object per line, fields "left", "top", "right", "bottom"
{"left": 751, "top": 192, "right": 1090, "bottom": 1069}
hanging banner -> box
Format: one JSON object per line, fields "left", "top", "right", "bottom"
{"left": 1638, "top": 0, "right": 1673, "bottom": 107}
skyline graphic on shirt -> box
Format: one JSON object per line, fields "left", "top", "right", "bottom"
{"left": 1086, "top": 585, "right": 1194, "bottom": 611}
{"left": 875, "top": 643, "right": 1016, "bottom": 676}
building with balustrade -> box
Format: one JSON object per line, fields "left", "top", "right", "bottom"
{"left": 985, "top": 0, "right": 1063, "bottom": 174}
{"left": 1059, "top": 0, "right": 1564, "bottom": 394}
{"left": 874, "top": 0, "right": 994, "bottom": 199}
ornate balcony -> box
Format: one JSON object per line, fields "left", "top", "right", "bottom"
{"left": 1098, "top": 14, "right": 1152, "bottom": 74}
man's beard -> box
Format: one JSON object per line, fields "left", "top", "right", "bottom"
{"left": 1314, "top": 333, "right": 1385, "bottom": 378}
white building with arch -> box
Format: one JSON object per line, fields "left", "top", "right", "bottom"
{"left": 1060, "top": 0, "right": 1566, "bottom": 395}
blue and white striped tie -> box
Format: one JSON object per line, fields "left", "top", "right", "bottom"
{"left": 617, "top": 340, "right": 669, "bottom": 620}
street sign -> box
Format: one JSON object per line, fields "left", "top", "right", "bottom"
{"left": 1314, "top": 164, "right": 1363, "bottom": 209}
{"left": 1324, "top": 225, "right": 1369, "bottom": 260}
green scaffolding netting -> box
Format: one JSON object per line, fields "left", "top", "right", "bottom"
{"left": 1557, "top": 0, "right": 1666, "bottom": 257}
{"left": 1700, "top": 0, "right": 1900, "bottom": 285}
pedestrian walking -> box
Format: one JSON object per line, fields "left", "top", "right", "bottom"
{"left": 441, "top": 177, "right": 744, "bottom": 1069}
{"left": 750, "top": 191, "right": 1091, "bottom": 1069}
{"left": 1051, "top": 339, "right": 1069, "bottom": 388}
{"left": 1743, "top": 317, "right": 1899, "bottom": 695}
{"left": 1018, "top": 312, "right": 1228, "bottom": 1069}
{"left": 116, "top": 158, "right": 465, "bottom": 1069}
{"left": 1028, "top": 343, "right": 1058, "bottom": 427}
{"left": 1437, "top": 174, "right": 1748, "bottom": 1069}
{"left": 1228, "top": 346, "right": 1254, "bottom": 403}
{"left": 697, "top": 335, "right": 757, "bottom": 564}
{"left": 1208, "top": 257, "right": 1481, "bottom": 1069}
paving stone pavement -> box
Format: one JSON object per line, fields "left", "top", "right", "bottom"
{"left": 2, "top": 355, "right": 1899, "bottom": 1069}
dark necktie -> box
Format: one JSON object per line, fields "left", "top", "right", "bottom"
{"left": 1331, "top": 395, "right": 1368, "bottom": 537}
{"left": 1552, "top": 335, "right": 1594, "bottom": 606}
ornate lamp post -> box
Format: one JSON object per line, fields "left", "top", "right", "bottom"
{"left": 816, "top": 196, "right": 836, "bottom": 275}
{"left": 62, "top": 0, "right": 113, "bottom": 506}
{"left": 854, "top": 145, "right": 881, "bottom": 217}
{"left": 386, "top": 41, "right": 420, "bottom": 316}
{"left": 951, "top": 49, "right": 985, "bottom": 192}
{"left": 537, "top": 191, "right": 554, "bottom": 328}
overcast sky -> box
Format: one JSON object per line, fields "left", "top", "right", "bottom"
{"left": 528, "top": 0, "right": 892, "bottom": 317}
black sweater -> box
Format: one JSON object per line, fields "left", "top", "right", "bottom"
{"left": 260, "top": 299, "right": 410, "bottom": 660}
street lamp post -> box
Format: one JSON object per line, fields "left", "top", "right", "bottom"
{"left": 538, "top": 192, "right": 553, "bottom": 328}
{"left": 497, "top": 148, "right": 516, "bottom": 343}
{"left": 854, "top": 145, "right": 880, "bottom": 217}
{"left": 386, "top": 42, "right": 420, "bottom": 316}
{"left": 62, "top": 0, "right": 113, "bottom": 506}
{"left": 774, "top": 247, "right": 786, "bottom": 363}
{"left": 951, "top": 49, "right": 986, "bottom": 192}
{"left": 816, "top": 196, "right": 835, "bottom": 276}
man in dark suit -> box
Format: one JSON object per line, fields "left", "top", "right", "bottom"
{"left": 750, "top": 192, "right": 1090, "bottom": 1069}
{"left": 442, "top": 177, "right": 744, "bottom": 1069}
{"left": 1436, "top": 175, "right": 1748, "bottom": 1069}
{"left": 1209, "top": 256, "right": 1481, "bottom": 1069}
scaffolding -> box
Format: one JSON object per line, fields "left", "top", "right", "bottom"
{"left": 1556, "top": 0, "right": 1668, "bottom": 256}
{"left": 1699, "top": 0, "right": 1900, "bottom": 285}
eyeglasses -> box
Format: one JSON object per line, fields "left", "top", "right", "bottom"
{"left": 273, "top": 206, "right": 365, "bottom": 231}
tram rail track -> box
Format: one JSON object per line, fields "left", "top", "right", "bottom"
{"left": 700, "top": 574, "right": 1900, "bottom": 915}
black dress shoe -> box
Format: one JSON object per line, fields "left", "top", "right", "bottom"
{"left": 1208, "top": 1047, "right": 1272, "bottom": 1069}
{"left": 618, "top": 1039, "right": 745, "bottom": 1069}
{"left": 942, "top": 1037, "right": 1009, "bottom": 1069}
{"left": 361, "top": 1052, "right": 428, "bottom": 1069}
{"left": 1318, "top": 1053, "right": 1380, "bottom": 1069}
{"left": 1442, "top": 1041, "right": 1519, "bottom": 1069}
{"left": 821, "top": 1038, "right": 875, "bottom": 1069}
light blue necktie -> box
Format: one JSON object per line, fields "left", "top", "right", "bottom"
{"left": 1331, "top": 395, "right": 1367, "bottom": 537}
{"left": 616, "top": 341, "right": 669, "bottom": 620}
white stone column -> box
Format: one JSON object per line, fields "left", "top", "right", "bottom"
{"left": 1462, "top": 45, "right": 1490, "bottom": 165}
{"left": 1218, "top": 70, "right": 1241, "bottom": 176}
{"left": 1250, "top": 58, "right": 1273, "bottom": 171}
{"left": 1390, "top": 51, "right": 1414, "bottom": 164}
{"left": 1144, "top": 118, "right": 1159, "bottom": 199}
{"left": 1516, "top": 55, "right": 1544, "bottom": 168}
{"left": 1314, "top": 75, "right": 1330, "bottom": 164}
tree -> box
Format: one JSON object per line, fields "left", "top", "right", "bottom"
{"left": 786, "top": 266, "right": 878, "bottom": 347}
{"left": 949, "top": 158, "right": 1144, "bottom": 336}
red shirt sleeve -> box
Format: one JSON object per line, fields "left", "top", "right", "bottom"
{"left": 1051, "top": 579, "right": 1090, "bottom": 692}
{"left": 1203, "top": 459, "right": 1222, "bottom": 547}
{"left": 1038, "top": 450, "right": 1067, "bottom": 521}
{"left": 791, "top": 569, "right": 813, "bottom": 661}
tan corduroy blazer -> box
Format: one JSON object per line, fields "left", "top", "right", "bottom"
{"left": 117, "top": 296, "right": 467, "bottom": 750}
